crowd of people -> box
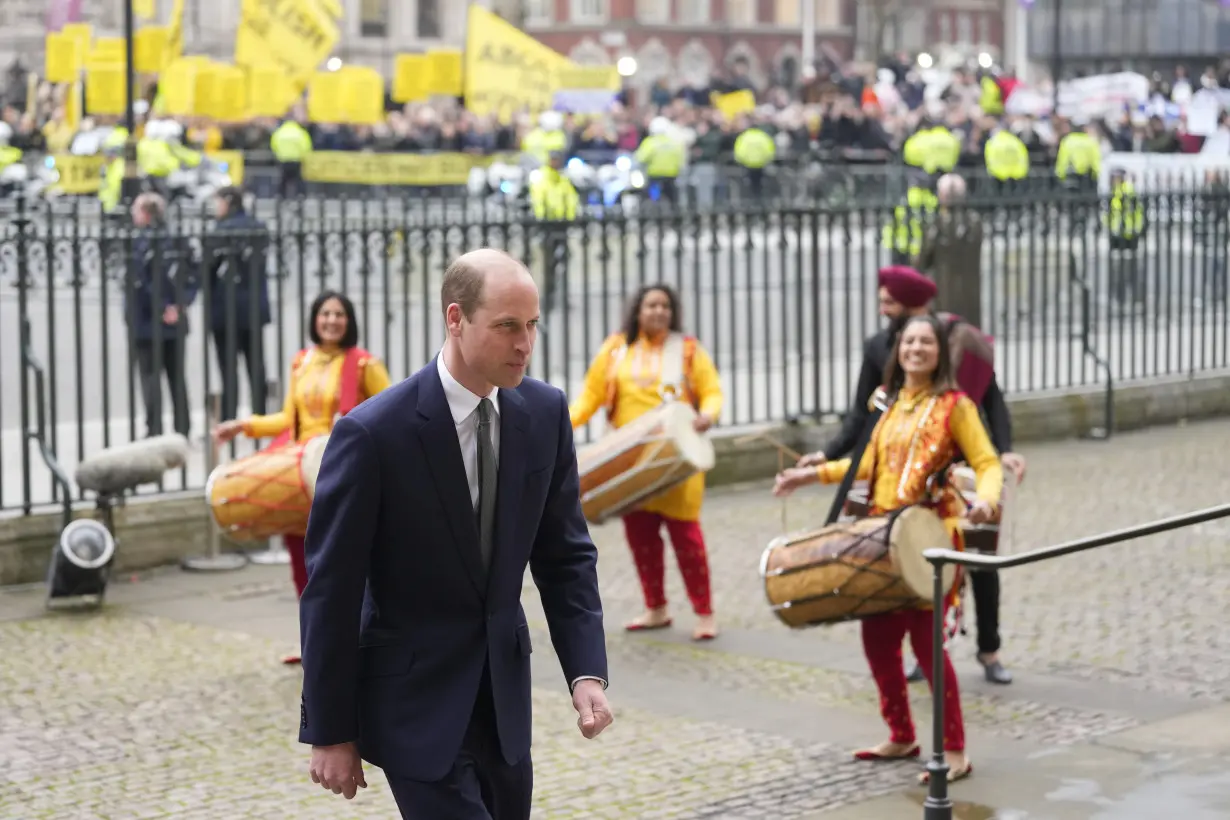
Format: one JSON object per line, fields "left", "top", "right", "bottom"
{"left": 0, "top": 51, "right": 1223, "bottom": 194}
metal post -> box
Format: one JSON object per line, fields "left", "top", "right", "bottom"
{"left": 923, "top": 557, "right": 953, "bottom": 820}
{"left": 801, "top": 0, "right": 815, "bottom": 72}
{"left": 120, "top": 0, "right": 141, "bottom": 205}
{"left": 1050, "top": 0, "right": 1063, "bottom": 112}
{"left": 246, "top": 378, "right": 290, "bottom": 565}
{"left": 182, "top": 393, "right": 248, "bottom": 572}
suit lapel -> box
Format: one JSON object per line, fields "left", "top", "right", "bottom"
{"left": 492, "top": 389, "right": 529, "bottom": 591}
{"left": 416, "top": 362, "right": 485, "bottom": 597}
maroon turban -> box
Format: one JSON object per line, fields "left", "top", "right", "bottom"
{"left": 877, "top": 265, "right": 937, "bottom": 309}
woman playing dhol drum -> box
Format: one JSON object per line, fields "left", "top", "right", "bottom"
{"left": 773, "top": 313, "right": 1002, "bottom": 784}
{"left": 569, "top": 284, "right": 724, "bottom": 641}
{"left": 212, "top": 290, "right": 390, "bottom": 663}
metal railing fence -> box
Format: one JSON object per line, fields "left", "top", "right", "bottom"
{"left": 3, "top": 188, "right": 1230, "bottom": 513}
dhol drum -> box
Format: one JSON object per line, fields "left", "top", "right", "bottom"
{"left": 841, "top": 465, "right": 1001, "bottom": 554}
{"left": 206, "top": 435, "right": 329, "bottom": 542}
{"left": 759, "top": 505, "right": 959, "bottom": 629}
{"left": 575, "top": 400, "right": 716, "bottom": 525}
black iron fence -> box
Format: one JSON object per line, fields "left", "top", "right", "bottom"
{"left": 3, "top": 188, "right": 1230, "bottom": 514}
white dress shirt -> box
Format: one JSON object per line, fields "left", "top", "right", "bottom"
{"left": 435, "top": 351, "right": 606, "bottom": 695}
{"left": 436, "top": 352, "right": 499, "bottom": 512}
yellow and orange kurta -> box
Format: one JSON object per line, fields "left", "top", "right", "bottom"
{"left": 570, "top": 333, "right": 723, "bottom": 522}
{"left": 244, "top": 346, "right": 392, "bottom": 442}
{"left": 817, "top": 386, "right": 1003, "bottom": 550}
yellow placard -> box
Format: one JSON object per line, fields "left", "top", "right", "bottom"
{"left": 134, "top": 0, "right": 156, "bottom": 19}
{"left": 246, "top": 66, "right": 295, "bottom": 117}
{"left": 392, "top": 54, "right": 428, "bottom": 104}
{"left": 61, "top": 23, "right": 93, "bottom": 55}
{"left": 426, "top": 50, "right": 463, "bottom": 97}
{"left": 464, "top": 5, "right": 569, "bottom": 119}
{"left": 90, "top": 37, "right": 127, "bottom": 66}
{"left": 213, "top": 66, "right": 249, "bottom": 121}
{"left": 45, "top": 32, "right": 84, "bottom": 84}
{"left": 302, "top": 151, "right": 519, "bottom": 186}
{"left": 134, "top": 27, "right": 169, "bottom": 74}
{"left": 554, "top": 65, "right": 620, "bottom": 92}
{"left": 159, "top": 59, "right": 198, "bottom": 116}
{"left": 342, "top": 66, "right": 385, "bottom": 125}
{"left": 307, "top": 71, "right": 345, "bottom": 123}
{"left": 711, "top": 90, "right": 756, "bottom": 119}
{"left": 85, "top": 64, "right": 127, "bottom": 116}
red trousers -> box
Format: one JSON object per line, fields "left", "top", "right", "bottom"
{"left": 285, "top": 534, "right": 308, "bottom": 598}
{"left": 862, "top": 608, "right": 965, "bottom": 752}
{"left": 622, "top": 511, "right": 713, "bottom": 615}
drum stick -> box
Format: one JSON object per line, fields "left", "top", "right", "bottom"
{"left": 733, "top": 432, "right": 804, "bottom": 463}
{"left": 778, "top": 448, "right": 788, "bottom": 532}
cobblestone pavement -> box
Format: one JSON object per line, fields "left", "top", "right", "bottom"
{"left": 1, "top": 419, "right": 1228, "bottom": 818}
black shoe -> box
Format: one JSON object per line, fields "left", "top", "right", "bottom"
{"left": 906, "top": 661, "right": 924, "bottom": 683}
{"left": 977, "top": 653, "right": 1013, "bottom": 685}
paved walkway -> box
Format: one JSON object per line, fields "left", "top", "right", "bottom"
{"left": 3, "top": 418, "right": 1230, "bottom": 818}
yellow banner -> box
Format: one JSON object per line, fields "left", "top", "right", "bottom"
{"left": 464, "top": 5, "right": 569, "bottom": 119}
{"left": 302, "top": 151, "right": 519, "bottom": 186}
{"left": 45, "top": 32, "right": 84, "bottom": 84}
{"left": 50, "top": 154, "right": 107, "bottom": 194}
{"left": 207, "top": 150, "right": 245, "bottom": 184}
{"left": 165, "top": 0, "right": 185, "bottom": 68}
{"left": 85, "top": 64, "right": 127, "bottom": 115}
{"left": 235, "top": 0, "right": 339, "bottom": 80}
{"left": 49, "top": 149, "right": 245, "bottom": 194}
{"left": 555, "top": 65, "right": 620, "bottom": 91}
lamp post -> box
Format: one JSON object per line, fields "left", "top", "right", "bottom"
{"left": 121, "top": 0, "right": 140, "bottom": 205}
{"left": 1049, "top": 0, "right": 1062, "bottom": 111}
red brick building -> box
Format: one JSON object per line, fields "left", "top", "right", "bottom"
{"left": 501, "top": 0, "right": 1005, "bottom": 91}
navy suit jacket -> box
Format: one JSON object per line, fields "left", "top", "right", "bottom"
{"left": 297, "top": 358, "right": 608, "bottom": 781}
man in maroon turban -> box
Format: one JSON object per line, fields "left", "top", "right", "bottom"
{"left": 795, "top": 264, "right": 1025, "bottom": 686}
{"left": 876, "top": 264, "right": 937, "bottom": 310}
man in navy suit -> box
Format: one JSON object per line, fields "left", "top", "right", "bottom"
{"left": 298, "top": 248, "right": 613, "bottom": 818}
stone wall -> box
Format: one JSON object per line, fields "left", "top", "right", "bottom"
{"left": 3, "top": 370, "right": 1229, "bottom": 587}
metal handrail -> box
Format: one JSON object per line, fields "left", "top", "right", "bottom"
{"left": 21, "top": 318, "right": 74, "bottom": 532}
{"left": 916, "top": 502, "right": 1230, "bottom": 819}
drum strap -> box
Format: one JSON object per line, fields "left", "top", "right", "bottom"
{"left": 824, "top": 399, "right": 885, "bottom": 526}
{"left": 659, "top": 333, "right": 687, "bottom": 401}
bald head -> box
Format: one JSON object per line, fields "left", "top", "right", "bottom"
{"left": 936, "top": 173, "right": 966, "bottom": 205}
{"left": 441, "top": 248, "right": 539, "bottom": 394}
{"left": 440, "top": 248, "right": 534, "bottom": 320}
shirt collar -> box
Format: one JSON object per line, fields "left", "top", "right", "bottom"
{"left": 436, "top": 350, "right": 499, "bottom": 426}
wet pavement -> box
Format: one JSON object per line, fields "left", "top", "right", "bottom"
{"left": 2, "top": 417, "right": 1230, "bottom": 818}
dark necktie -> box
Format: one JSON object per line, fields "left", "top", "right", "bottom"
{"left": 476, "top": 398, "right": 497, "bottom": 570}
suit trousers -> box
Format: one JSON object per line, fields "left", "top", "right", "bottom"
{"left": 133, "top": 338, "right": 190, "bottom": 438}
{"left": 386, "top": 667, "right": 532, "bottom": 820}
{"left": 969, "top": 568, "right": 1001, "bottom": 656}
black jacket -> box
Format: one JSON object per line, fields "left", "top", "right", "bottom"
{"left": 822, "top": 326, "right": 1013, "bottom": 460}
